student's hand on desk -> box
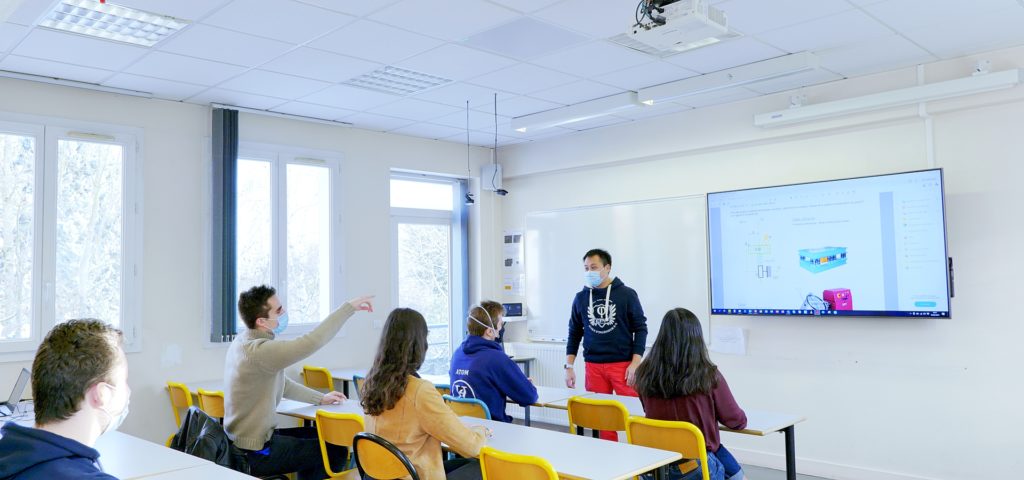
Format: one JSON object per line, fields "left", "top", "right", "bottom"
{"left": 347, "top": 295, "right": 375, "bottom": 313}
{"left": 320, "top": 391, "right": 347, "bottom": 405}
{"left": 471, "top": 425, "right": 493, "bottom": 438}
{"left": 565, "top": 368, "right": 576, "bottom": 388}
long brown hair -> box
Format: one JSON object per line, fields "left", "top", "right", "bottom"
{"left": 360, "top": 308, "right": 429, "bottom": 416}
{"left": 634, "top": 308, "right": 718, "bottom": 399}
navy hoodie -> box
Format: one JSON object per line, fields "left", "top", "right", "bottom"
{"left": 0, "top": 422, "right": 117, "bottom": 479}
{"left": 449, "top": 336, "right": 538, "bottom": 423}
{"left": 567, "top": 277, "right": 648, "bottom": 363}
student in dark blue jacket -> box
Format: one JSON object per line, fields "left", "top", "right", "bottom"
{"left": 0, "top": 320, "right": 129, "bottom": 480}
{"left": 449, "top": 301, "right": 538, "bottom": 423}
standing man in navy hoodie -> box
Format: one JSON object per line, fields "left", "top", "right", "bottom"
{"left": 565, "top": 249, "right": 648, "bottom": 441}
{"left": 450, "top": 301, "right": 537, "bottom": 423}
{"left": 0, "top": 319, "right": 129, "bottom": 479}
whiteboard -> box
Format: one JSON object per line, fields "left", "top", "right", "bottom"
{"left": 524, "top": 195, "right": 709, "bottom": 344}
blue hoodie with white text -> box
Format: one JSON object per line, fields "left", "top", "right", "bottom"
{"left": 0, "top": 421, "right": 118, "bottom": 479}
{"left": 566, "top": 277, "right": 648, "bottom": 363}
{"left": 449, "top": 336, "right": 538, "bottom": 423}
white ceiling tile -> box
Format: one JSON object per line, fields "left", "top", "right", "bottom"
{"left": 299, "top": 84, "right": 401, "bottom": 110}
{"left": 863, "top": 0, "right": 1019, "bottom": 33}
{"left": 261, "top": 48, "right": 381, "bottom": 82}
{"left": 744, "top": 69, "right": 843, "bottom": 94}
{"left": 12, "top": 29, "right": 147, "bottom": 71}
{"left": 218, "top": 70, "right": 331, "bottom": 99}
{"left": 109, "top": 0, "right": 233, "bottom": 21}
{"left": 124, "top": 51, "right": 247, "bottom": 86}
{"left": 0, "top": 55, "right": 114, "bottom": 84}
{"left": 676, "top": 86, "right": 760, "bottom": 108}
{"left": 0, "top": 23, "right": 28, "bottom": 52}
{"left": 432, "top": 109, "right": 509, "bottom": 130}
{"left": 270, "top": 102, "right": 357, "bottom": 121}
{"left": 665, "top": 37, "right": 785, "bottom": 73}
{"left": 411, "top": 82, "right": 515, "bottom": 109}
{"left": 488, "top": 0, "right": 563, "bottom": 13}
{"left": 186, "top": 88, "right": 288, "bottom": 109}
{"left": 717, "top": 0, "right": 853, "bottom": 35}
{"left": 565, "top": 115, "right": 632, "bottom": 131}
{"left": 530, "top": 80, "right": 622, "bottom": 104}
{"left": 397, "top": 44, "right": 517, "bottom": 81}
{"left": 390, "top": 122, "right": 466, "bottom": 139}
{"left": 463, "top": 17, "right": 589, "bottom": 60}
{"left": 5, "top": 1, "right": 61, "bottom": 26}
{"left": 496, "top": 95, "right": 563, "bottom": 117}
{"left": 615, "top": 101, "right": 691, "bottom": 120}
{"left": 344, "top": 112, "right": 416, "bottom": 131}
{"left": 533, "top": 0, "right": 635, "bottom": 38}
{"left": 818, "top": 34, "right": 936, "bottom": 77}
{"left": 102, "top": 74, "right": 206, "bottom": 100}
{"left": 311, "top": 20, "right": 443, "bottom": 64}
{"left": 369, "top": 0, "right": 520, "bottom": 41}
{"left": 532, "top": 41, "right": 653, "bottom": 77}
{"left": 755, "top": 9, "right": 894, "bottom": 53}
{"left": 158, "top": 24, "right": 293, "bottom": 67}
{"left": 900, "top": 6, "right": 1024, "bottom": 59}
{"left": 469, "top": 63, "right": 577, "bottom": 95}
{"left": 293, "top": 0, "right": 403, "bottom": 16}
{"left": 203, "top": 0, "right": 354, "bottom": 44}
{"left": 595, "top": 61, "right": 698, "bottom": 90}
{"left": 370, "top": 98, "right": 462, "bottom": 122}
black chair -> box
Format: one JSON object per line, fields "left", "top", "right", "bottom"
{"left": 352, "top": 432, "right": 420, "bottom": 480}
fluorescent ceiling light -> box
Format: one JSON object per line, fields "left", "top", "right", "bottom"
{"left": 0, "top": 68, "right": 152, "bottom": 97}
{"left": 344, "top": 66, "right": 452, "bottom": 96}
{"left": 638, "top": 52, "right": 819, "bottom": 105}
{"left": 39, "top": 0, "right": 190, "bottom": 47}
{"left": 511, "top": 92, "right": 642, "bottom": 132}
{"left": 755, "top": 69, "right": 1022, "bottom": 127}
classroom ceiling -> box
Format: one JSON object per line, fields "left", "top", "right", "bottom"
{"left": 1, "top": 0, "right": 1023, "bottom": 146}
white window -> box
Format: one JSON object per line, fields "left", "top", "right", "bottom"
{"left": 390, "top": 174, "right": 468, "bottom": 375}
{"left": 235, "top": 145, "right": 339, "bottom": 334}
{"left": 0, "top": 118, "right": 141, "bottom": 357}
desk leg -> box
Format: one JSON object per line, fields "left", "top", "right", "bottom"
{"left": 784, "top": 425, "right": 796, "bottom": 480}
{"left": 342, "top": 380, "right": 349, "bottom": 398}
{"left": 524, "top": 405, "right": 531, "bottom": 426}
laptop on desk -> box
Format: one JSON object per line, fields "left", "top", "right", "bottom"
{"left": 0, "top": 368, "right": 30, "bottom": 416}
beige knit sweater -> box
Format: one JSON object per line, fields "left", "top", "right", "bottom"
{"left": 224, "top": 302, "right": 357, "bottom": 450}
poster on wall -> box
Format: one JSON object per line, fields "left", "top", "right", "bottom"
{"left": 503, "top": 230, "right": 525, "bottom": 295}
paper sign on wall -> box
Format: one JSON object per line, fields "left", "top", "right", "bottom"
{"left": 709, "top": 326, "right": 747, "bottom": 356}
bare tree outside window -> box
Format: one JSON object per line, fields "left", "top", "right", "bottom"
{"left": 0, "top": 133, "right": 35, "bottom": 341}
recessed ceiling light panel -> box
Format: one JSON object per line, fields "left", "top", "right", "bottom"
{"left": 343, "top": 66, "right": 453, "bottom": 96}
{"left": 39, "top": 0, "right": 190, "bottom": 47}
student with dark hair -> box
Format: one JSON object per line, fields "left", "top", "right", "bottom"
{"left": 634, "top": 308, "right": 748, "bottom": 480}
{"left": 449, "top": 301, "right": 537, "bottom": 423}
{"left": 0, "top": 319, "right": 128, "bottom": 479}
{"left": 363, "top": 308, "right": 489, "bottom": 480}
{"left": 225, "top": 284, "right": 373, "bottom": 480}
{"left": 565, "top": 248, "right": 649, "bottom": 440}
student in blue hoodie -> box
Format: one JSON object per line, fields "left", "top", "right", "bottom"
{"left": 0, "top": 319, "right": 130, "bottom": 480}
{"left": 565, "top": 248, "right": 648, "bottom": 441}
{"left": 449, "top": 301, "right": 538, "bottom": 423}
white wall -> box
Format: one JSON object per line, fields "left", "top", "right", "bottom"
{"left": 495, "top": 46, "right": 1024, "bottom": 480}
{"left": 0, "top": 77, "right": 497, "bottom": 444}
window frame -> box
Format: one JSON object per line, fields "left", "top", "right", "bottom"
{"left": 0, "top": 113, "right": 143, "bottom": 360}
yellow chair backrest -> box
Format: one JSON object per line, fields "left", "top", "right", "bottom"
{"left": 353, "top": 432, "right": 419, "bottom": 480}
{"left": 304, "top": 365, "right": 335, "bottom": 392}
{"left": 166, "top": 382, "right": 193, "bottom": 427}
{"left": 442, "top": 394, "right": 491, "bottom": 420}
{"left": 196, "top": 389, "right": 225, "bottom": 419}
{"left": 315, "top": 410, "right": 364, "bottom": 477}
{"left": 479, "top": 446, "right": 558, "bottom": 480}
{"left": 627, "top": 417, "right": 710, "bottom": 480}
{"left": 567, "top": 396, "right": 629, "bottom": 436}
{"left": 435, "top": 385, "right": 451, "bottom": 396}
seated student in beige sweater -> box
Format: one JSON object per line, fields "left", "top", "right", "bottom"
{"left": 225, "top": 285, "right": 373, "bottom": 480}
{"left": 363, "top": 308, "right": 490, "bottom": 480}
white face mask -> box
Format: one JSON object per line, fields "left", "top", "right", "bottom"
{"left": 99, "top": 383, "right": 130, "bottom": 435}
{"left": 468, "top": 307, "right": 499, "bottom": 340}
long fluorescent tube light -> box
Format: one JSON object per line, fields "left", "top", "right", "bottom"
{"left": 511, "top": 92, "right": 642, "bottom": 132}
{"left": 40, "top": 0, "right": 190, "bottom": 47}
{"left": 754, "top": 69, "right": 1022, "bottom": 127}
{"left": 638, "top": 52, "right": 819, "bottom": 105}
{"left": 211, "top": 103, "right": 353, "bottom": 128}
{"left": 0, "top": 69, "right": 153, "bottom": 97}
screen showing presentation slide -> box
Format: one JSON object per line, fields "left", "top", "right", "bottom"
{"left": 707, "top": 169, "right": 950, "bottom": 318}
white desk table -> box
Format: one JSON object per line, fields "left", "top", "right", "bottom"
{"left": 461, "top": 417, "right": 680, "bottom": 480}
{"left": 94, "top": 431, "right": 211, "bottom": 479}
{"left": 134, "top": 463, "right": 256, "bottom": 479}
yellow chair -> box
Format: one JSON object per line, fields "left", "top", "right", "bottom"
{"left": 479, "top": 446, "right": 558, "bottom": 480}
{"left": 314, "top": 410, "right": 364, "bottom": 478}
{"left": 166, "top": 382, "right": 193, "bottom": 427}
{"left": 627, "top": 417, "right": 710, "bottom": 480}
{"left": 304, "top": 365, "right": 336, "bottom": 393}
{"left": 567, "top": 396, "right": 629, "bottom": 439}
{"left": 442, "top": 394, "right": 491, "bottom": 420}
{"left": 353, "top": 432, "right": 420, "bottom": 480}
{"left": 436, "top": 385, "right": 451, "bottom": 396}
{"left": 196, "top": 389, "right": 225, "bottom": 420}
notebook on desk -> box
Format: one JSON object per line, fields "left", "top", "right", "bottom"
{"left": 0, "top": 368, "right": 30, "bottom": 416}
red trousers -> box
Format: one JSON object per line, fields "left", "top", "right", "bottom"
{"left": 584, "top": 361, "right": 637, "bottom": 441}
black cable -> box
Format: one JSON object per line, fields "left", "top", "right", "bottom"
{"left": 491, "top": 93, "right": 498, "bottom": 191}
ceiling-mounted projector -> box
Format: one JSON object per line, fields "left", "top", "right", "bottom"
{"left": 612, "top": 0, "right": 736, "bottom": 57}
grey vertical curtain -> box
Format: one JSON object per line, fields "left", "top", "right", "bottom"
{"left": 211, "top": 108, "right": 238, "bottom": 342}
